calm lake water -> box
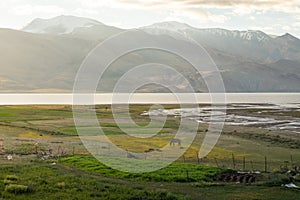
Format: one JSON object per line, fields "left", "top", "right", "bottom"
{"left": 0, "top": 93, "right": 299, "bottom": 133}
{"left": 0, "top": 93, "right": 299, "bottom": 105}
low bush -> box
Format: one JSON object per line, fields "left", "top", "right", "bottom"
{"left": 56, "top": 182, "right": 66, "bottom": 189}
{"left": 5, "top": 184, "right": 30, "bottom": 194}
{"left": 3, "top": 180, "right": 15, "bottom": 186}
{"left": 5, "top": 175, "right": 18, "bottom": 181}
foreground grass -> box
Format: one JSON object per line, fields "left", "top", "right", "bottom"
{"left": 61, "top": 155, "right": 230, "bottom": 182}
{"left": 0, "top": 161, "right": 187, "bottom": 200}
{"left": 0, "top": 160, "right": 299, "bottom": 200}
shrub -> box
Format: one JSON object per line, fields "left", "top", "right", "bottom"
{"left": 294, "top": 174, "right": 300, "bottom": 181}
{"left": 3, "top": 180, "right": 15, "bottom": 186}
{"left": 5, "top": 175, "right": 18, "bottom": 181}
{"left": 5, "top": 184, "right": 30, "bottom": 194}
{"left": 57, "top": 182, "right": 66, "bottom": 189}
{"left": 262, "top": 173, "right": 290, "bottom": 186}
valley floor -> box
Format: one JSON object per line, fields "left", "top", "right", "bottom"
{"left": 0, "top": 105, "right": 299, "bottom": 199}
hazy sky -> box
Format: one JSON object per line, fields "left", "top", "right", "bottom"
{"left": 1, "top": 0, "right": 299, "bottom": 37}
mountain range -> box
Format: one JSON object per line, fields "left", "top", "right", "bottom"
{"left": 0, "top": 15, "right": 299, "bottom": 92}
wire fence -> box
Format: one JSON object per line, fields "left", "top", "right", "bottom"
{"left": 1, "top": 140, "right": 300, "bottom": 174}
{"left": 181, "top": 153, "right": 300, "bottom": 173}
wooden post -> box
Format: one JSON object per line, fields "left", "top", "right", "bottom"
{"left": 58, "top": 145, "right": 61, "bottom": 156}
{"left": 49, "top": 149, "right": 53, "bottom": 156}
{"left": 0, "top": 139, "right": 3, "bottom": 154}
{"left": 214, "top": 158, "right": 219, "bottom": 167}
{"left": 186, "top": 170, "right": 189, "bottom": 181}
{"left": 264, "top": 156, "right": 267, "bottom": 173}
{"left": 232, "top": 153, "right": 236, "bottom": 169}
{"left": 196, "top": 152, "right": 200, "bottom": 164}
{"left": 243, "top": 157, "right": 246, "bottom": 171}
{"left": 0, "top": 139, "right": 3, "bottom": 148}
{"left": 35, "top": 145, "right": 38, "bottom": 155}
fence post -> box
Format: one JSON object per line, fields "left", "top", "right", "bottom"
{"left": 186, "top": 170, "right": 189, "bottom": 181}
{"left": 35, "top": 145, "right": 38, "bottom": 155}
{"left": 58, "top": 145, "right": 61, "bottom": 156}
{"left": 196, "top": 151, "right": 200, "bottom": 164}
{"left": 264, "top": 156, "right": 267, "bottom": 173}
{"left": 214, "top": 157, "right": 219, "bottom": 167}
{"left": 232, "top": 153, "right": 236, "bottom": 169}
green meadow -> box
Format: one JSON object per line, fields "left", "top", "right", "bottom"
{"left": 0, "top": 105, "right": 299, "bottom": 199}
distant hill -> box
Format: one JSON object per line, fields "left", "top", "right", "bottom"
{"left": 0, "top": 15, "right": 298, "bottom": 93}
{"left": 145, "top": 21, "right": 300, "bottom": 63}
{"left": 0, "top": 28, "right": 92, "bottom": 91}
{"left": 22, "top": 15, "right": 103, "bottom": 34}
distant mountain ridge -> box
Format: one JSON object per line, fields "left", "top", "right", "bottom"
{"left": 145, "top": 21, "right": 300, "bottom": 63}
{"left": 23, "top": 15, "right": 103, "bottom": 34}
{"left": 0, "top": 15, "right": 298, "bottom": 93}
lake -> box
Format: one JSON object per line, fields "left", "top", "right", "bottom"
{"left": 0, "top": 93, "right": 299, "bottom": 105}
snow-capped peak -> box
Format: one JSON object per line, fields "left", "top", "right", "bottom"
{"left": 22, "top": 15, "right": 103, "bottom": 34}
{"left": 198, "top": 29, "right": 270, "bottom": 42}
{"left": 238, "top": 30, "right": 271, "bottom": 42}
{"left": 144, "top": 22, "right": 271, "bottom": 43}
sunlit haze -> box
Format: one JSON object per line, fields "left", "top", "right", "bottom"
{"left": 1, "top": 0, "right": 300, "bottom": 37}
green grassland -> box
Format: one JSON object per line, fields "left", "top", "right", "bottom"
{"left": 0, "top": 161, "right": 188, "bottom": 200}
{"left": 0, "top": 105, "right": 300, "bottom": 199}
{"left": 61, "top": 155, "right": 230, "bottom": 182}
{"left": 0, "top": 158, "right": 299, "bottom": 200}
{"left": 1, "top": 105, "right": 300, "bottom": 170}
